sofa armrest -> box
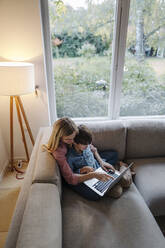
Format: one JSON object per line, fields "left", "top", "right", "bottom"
{"left": 16, "top": 183, "right": 62, "bottom": 248}
{"left": 4, "top": 128, "right": 44, "bottom": 248}
{"left": 32, "top": 127, "right": 62, "bottom": 196}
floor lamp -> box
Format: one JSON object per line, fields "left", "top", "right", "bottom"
{"left": 0, "top": 62, "right": 35, "bottom": 170}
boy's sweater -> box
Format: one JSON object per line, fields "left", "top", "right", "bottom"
{"left": 67, "top": 145, "right": 100, "bottom": 173}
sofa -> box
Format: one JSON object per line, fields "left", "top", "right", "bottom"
{"left": 4, "top": 119, "right": 165, "bottom": 248}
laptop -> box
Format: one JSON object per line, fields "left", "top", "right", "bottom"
{"left": 84, "top": 162, "right": 134, "bottom": 196}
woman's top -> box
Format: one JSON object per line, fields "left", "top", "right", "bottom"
{"left": 52, "top": 142, "right": 97, "bottom": 185}
{"left": 52, "top": 142, "right": 79, "bottom": 185}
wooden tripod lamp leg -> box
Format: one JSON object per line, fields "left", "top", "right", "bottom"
{"left": 9, "top": 95, "right": 34, "bottom": 166}
{"left": 17, "top": 96, "right": 34, "bottom": 145}
{"left": 15, "top": 96, "right": 29, "bottom": 162}
{"left": 10, "top": 96, "right": 14, "bottom": 170}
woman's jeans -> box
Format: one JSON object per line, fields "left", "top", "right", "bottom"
{"left": 66, "top": 150, "right": 118, "bottom": 201}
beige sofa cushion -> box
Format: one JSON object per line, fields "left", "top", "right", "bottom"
{"left": 16, "top": 183, "right": 62, "bottom": 248}
{"left": 127, "top": 157, "right": 165, "bottom": 216}
{"left": 76, "top": 120, "right": 126, "bottom": 160}
{"left": 126, "top": 119, "right": 165, "bottom": 159}
{"left": 32, "top": 127, "right": 62, "bottom": 196}
{"left": 62, "top": 183, "right": 165, "bottom": 248}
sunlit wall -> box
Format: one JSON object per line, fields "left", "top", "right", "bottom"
{"left": 0, "top": 0, "right": 50, "bottom": 162}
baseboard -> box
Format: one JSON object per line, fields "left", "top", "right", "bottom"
{"left": 13, "top": 157, "right": 27, "bottom": 162}
{"left": 0, "top": 159, "right": 9, "bottom": 182}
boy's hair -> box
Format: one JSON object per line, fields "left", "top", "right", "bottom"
{"left": 42, "top": 117, "right": 78, "bottom": 152}
{"left": 74, "top": 125, "right": 92, "bottom": 145}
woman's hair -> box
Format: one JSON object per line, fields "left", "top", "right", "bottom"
{"left": 42, "top": 117, "right": 78, "bottom": 152}
{"left": 74, "top": 125, "right": 92, "bottom": 145}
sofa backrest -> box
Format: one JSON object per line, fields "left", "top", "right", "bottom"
{"left": 76, "top": 120, "right": 126, "bottom": 160}
{"left": 125, "top": 119, "right": 165, "bottom": 159}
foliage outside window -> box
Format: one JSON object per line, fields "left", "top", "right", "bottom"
{"left": 49, "top": 0, "right": 114, "bottom": 118}
{"left": 49, "top": 0, "right": 165, "bottom": 118}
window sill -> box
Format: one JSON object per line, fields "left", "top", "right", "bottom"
{"left": 72, "top": 115, "right": 165, "bottom": 123}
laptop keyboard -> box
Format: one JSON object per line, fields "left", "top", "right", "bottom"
{"left": 93, "top": 172, "right": 119, "bottom": 193}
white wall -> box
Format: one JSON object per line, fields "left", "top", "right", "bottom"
{"left": 0, "top": 0, "right": 50, "bottom": 162}
{"left": 0, "top": 128, "right": 8, "bottom": 179}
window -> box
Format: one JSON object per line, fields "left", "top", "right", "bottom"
{"left": 40, "top": 0, "right": 165, "bottom": 122}
{"left": 120, "top": 0, "right": 165, "bottom": 117}
{"left": 48, "top": 0, "right": 116, "bottom": 118}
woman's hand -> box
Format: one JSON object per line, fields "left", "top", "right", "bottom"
{"left": 100, "top": 161, "right": 115, "bottom": 172}
{"left": 77, "top": 170, "right": 114, "bottom": 183}
{"left": 93, "top": 172, "right": 113, "bottom": 181}
{"left": 80, "top": 166, "right": 94, "bottom": 174}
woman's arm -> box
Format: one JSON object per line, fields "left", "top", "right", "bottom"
{"left": 52, "top": 147, "right": 80, "bottom": 185}
{"left": 54, "top": 154, "right": 111, "bottom": 184}
{"left": 52, "top": 147, "right": 112, "bottom": 184}
{"left": 77, "top": 171, "right": 112, "bottom": 183}
{"left": 79, "top": 166, "right": 94, "bottom": 174}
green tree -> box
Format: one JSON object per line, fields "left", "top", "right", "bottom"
{"left": 135, "top": 0, "right": 145, "bottom": 60}
{"left": 49, "top": 0, "right": 66, "bottom": 33}
{"left": 130, "top": 0, "right": 165, "bottom": 59}
{"left": 50, "top": 0, "right": 115, "bottom": 41}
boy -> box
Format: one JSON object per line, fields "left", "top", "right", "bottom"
{"left": 66, "top": 125, "right": 132, "bottom": 200}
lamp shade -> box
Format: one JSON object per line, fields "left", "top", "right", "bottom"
{"left": 0, "top": 62, "right": 35, "bottom": 96}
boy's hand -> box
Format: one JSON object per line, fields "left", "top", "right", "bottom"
{"left": 101, "top": 161, "right": 115, "bottom": 173}
{"left": 80, "top": 166, "right": 94, "bottom": 174}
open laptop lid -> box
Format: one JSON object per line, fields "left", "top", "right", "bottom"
{"left": 84, "top": 162, "right": 134, "bottom": 196}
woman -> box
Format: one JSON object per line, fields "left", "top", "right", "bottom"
{"left": 43, "top": 117, "right": 111, "bottom": 186}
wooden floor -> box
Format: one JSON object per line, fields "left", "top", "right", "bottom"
{"left": 0, "top": 162, "right": 27, "bottom": 248}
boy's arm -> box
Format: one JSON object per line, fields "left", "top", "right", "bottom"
{"left": 90, "top": 145, "right": 115, "bottom": 172}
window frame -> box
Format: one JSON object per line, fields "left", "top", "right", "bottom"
{"left": 40, "top": 0, "right": 57, "bottom": 125}
{"left": 109, "top": 0, "right": 130, "bottom": 119}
